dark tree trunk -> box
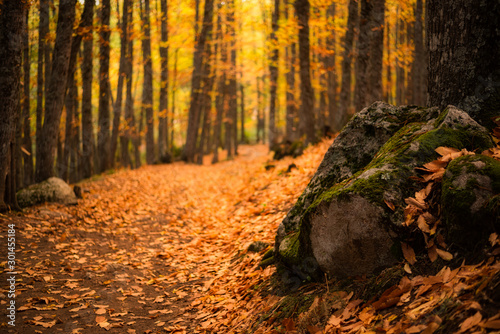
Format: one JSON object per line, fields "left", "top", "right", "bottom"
{"left": 427, "top": 0, "right": 500, "bottom": 130}
{"left": 111, "top": 0, "right": 129, "bottom": 167}
{"left": 355, "top": 0, "right": 371, "bottom": 111}
{"left": 295, "top": 0, "right": 315, "bottom": 144}
{"left": 170, "top": 48, "right": 178, "bottom": 151}
{"left": 184, "top": 0, "right": 214, "bottom": 162}
{"left": 121, "top": 0, "right": 135, "bottom": 168}
{"left": 158, "top": 0, "right": 169, "bottom": 160}
{"left": 268, "top": 0, "right": 280, "bottom": 147}
{"left": 228, "top": 0, "right": 238, "bottom": 157}
{"left": 384, "top": 21, "right": 391, "bottom": 103}
{"left": 395, "top": 15, "right": 405, "bottom": 105}
{"left": 23, "top": 9, "right": 34, "bottom": 187}
{"left": 256, "top": 76, "right": 263, "bottom": 143}
{"left": 69, "top": 78, "right": 80, "bottom": 183}
{"left": 81, "top": 0, "right": 95, "bottom": 179}
{"left": 326, "top": 3, "right": 337, "bottom": 131}
{"left": 337, "top": 0, "right": 357, "bottom": 131}
{"left": 141, "top": 0, "right": 155, "bottom": 164}
{"left": 240, "top": 82, "right": 245, "bottom": 143}
{"left": 367, "top": 0, "right": 384, "bottom": 102}
{"left": 35, "top": 0, "right": 76, "bottom": 182}
{"left": 60, "top": 72, "right": 75, "bottom": 181}
{"left": 285, "top": 0, "right": 297, "bottom": 142}
{"left": 35, "top": 0, "right": 49, "bottom": 178}
{"left": 212, "top": 8, "right": 223, "bottom": 164}
{"left": 411, "top": 0, "right": 426, "bottom": 106}
{"left": 97, "top": 0, "right": 111, "bottom": 173}
{"left": 0, "top": 0, "right": 26, "bottom": 211}
{"left": 197, "top": 37, "right": 214, "bottom": 164}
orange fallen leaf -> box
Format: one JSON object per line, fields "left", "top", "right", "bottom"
{"left": 401, "top": 242, "right": 417, "bottom": 265}
{"left": 436, "top": 248, "right": 453, "bottom": 261}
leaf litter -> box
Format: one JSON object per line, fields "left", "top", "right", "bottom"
{"left": 0, "top": 137, "right": 499, "bottom": 333}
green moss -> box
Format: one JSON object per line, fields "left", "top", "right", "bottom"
{"left": 442, "top": 155, "right": 500, "bottom": 250}
{"left": 279, "top": 233, "right": 301, "bottom": 265}
{"left": 434, "top": 108, "right": 449, "bottom": 127}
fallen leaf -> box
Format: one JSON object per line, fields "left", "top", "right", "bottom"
{"left": 436, "top": 248, "right": 453, "bottom": 261}
{"left": 401, "top": 242, "right": 417, "bottom": 265}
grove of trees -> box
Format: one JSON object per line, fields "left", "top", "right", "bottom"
{"left": 3, "top": 0, "right": 497, "bottom": 211}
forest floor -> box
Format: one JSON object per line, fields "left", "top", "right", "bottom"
{"left": 1, "top": 141, "right": 499, "bottom": 334}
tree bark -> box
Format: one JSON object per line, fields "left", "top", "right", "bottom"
{"left": 268, "top": 0, "right": 280, "bottom": 147}
{"left": 97, "top": 0, "right": 111, "bottom": 173}
{"left": 337, "top": 0, "right": 357, "bottom": 131}
{"left": 295, "top": 0, "right": 315, "bottom": 145}
{"left": 212, "top": 8, "right": 223, "bottom": 164}
{"left": 395, "top": 15, "right": 405, "bottom": 105}
{"left": 228, "top": 0, "right": 238, "bottom": 157}
{"left": 354, "top": 0, "right": 371, "bottom": 111}
{"left": 158, "top": 0, "right": 169, "bottom": 160}
{"left": 411, "top": 0, "right": 425, "bottom": 106}
{"left": 141, "top": 0, "right": 155, "bottom": 164}
{"left": 35, "top": 0, "right": 49, "bottom": 178}
{"left": 110, "top": 0, "right": 129, "bottom": 167}
{"left": 0, "top": 0, "right": 26, "bottom": 210}
{"left": 428, "top": 0, "right": 500, "bottom": 130}
{"left": 326, "top": 3, "right": 337, "bottom": 131}
{"left": 81, "top": 1, "right": 95, "bottom": 178}
{"left": 35, "top": 0, "right": 76, "bottom": 182}
{"left": 367, "top": 0, "right": 385, "bottom": 102}
{"left": 184, "top": 0, "right": 214, "bottom": 162}
{"left": 23, "top": 9, "right": 34, "bottom": 187}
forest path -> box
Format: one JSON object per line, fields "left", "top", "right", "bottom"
{"left": 1, "top": 142, "right": 332, "bottom": 333}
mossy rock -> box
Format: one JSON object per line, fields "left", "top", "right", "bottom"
{"left": 442, "top": 154, "right": 500, "bottom": 250}
{"left": 17, "top": 177, "right": 78, "bottom": 207}
{"left": 275, "top": 105, "right": 494, "bottom": 279}
{"left": 276, "top": 102, "right": 440, "bottom": 249}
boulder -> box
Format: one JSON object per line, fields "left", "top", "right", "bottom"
{"left": 275, "top": 103, "right": 494, "bottom": 279}
{"left": 276, "top": 102, "right": 440, "bottom": 248}
{"left": 17, "top": 177, "right": 78, "bottom": 207}
{"left": 442, "top": 154, "right": 500, "bottom": 250}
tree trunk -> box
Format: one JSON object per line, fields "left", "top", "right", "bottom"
{"left": 97, "top": 0, "right": 111, "bottom": 173}
{"left": 367, "top": 0, "right": 384, "bottom": 102}
{"left": 171, "top": 48, "right": 178, "bottom": 151}
{"left": 411, "top": 0, "right": 425, "bottom": 106}
{"left": 35, "top": 0, "right": 76, "bottom": 182}
{"left": 184, "top": 0, "right": 214, "bottom": 162}
{"left": 384, "top": 20, "right": 391, "bottom": 103}
{"left": 337, "top": 0, "right": 357, "bottom": 131}
{"left": 60, "top": 72, "right": 75, "bottom": 181}
{"left": 110, "top": 0, "right": 129, "bottom": 167}
{"left": 140, "top": 0, "right": 155, "bottom": 164}
{"left": 121, "top": 0, "right": 135, "bottom": 168}
{"left": 427, "top": 0, "right": 500, "bottom": 130}
{"left": 395, "top": 15, "right": 405, "bottom": 105}
{"left": 326, "top": 3, "right": 337, "bottom": 131}
{"left": 295, "top": 0, "right": 315, "bottom": 145}
{"left": 197, "top": 38, "right": 214, "bottom": 164}
{"left": 355, "top": 0, "right": 371, "bottom": 111}
{"left": 212, "top": 8, "right": 223, "bottom": 164}
{"left": 285, "top": 0, "right": 297, "bottom": 142}
{"left": 228, "top": 0, "right": 238, "bottom": 156}
{"left": 158, "top": 0, "right": 169, "bottom": 160}
{"left": 268, "top": 0, "right": 280, "bottom": 147}
{"left": 0, "top": 0, "right": 26, "bottom": 211}
{"left": 35, "top": 0, "right": 49, "bottom": 179}
{"left": 239, "top": 82, "right": 245, "bottom": 143}
{"left": 81, "top": 1, "right": 95, "bottom": 179}
{"left": 23, "top": 9, "right": 34, "bottom": 187}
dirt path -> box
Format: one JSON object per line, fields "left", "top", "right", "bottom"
{"left": 1, "top": 143, "right": 330, "bottom": 334}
